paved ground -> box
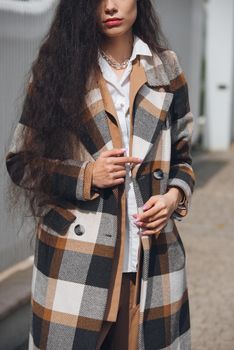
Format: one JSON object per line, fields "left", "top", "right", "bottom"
{"left": 178, "top": 144, "right": 234, "bottom": 350}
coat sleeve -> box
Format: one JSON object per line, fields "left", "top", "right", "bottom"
{"left": 5, "top": 78, "right": 100, "bottom": 202}
{"left": 166, "top": 51, "right": 196, "bottom": 220}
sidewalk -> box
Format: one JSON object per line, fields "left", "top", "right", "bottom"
{"left": 178, "top": 144, "right": 234, "bottom": 350}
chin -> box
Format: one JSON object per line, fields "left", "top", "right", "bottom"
{"left": 101, "top": 24, "right": 131, "bottom": 38}
{"left": 104, "top": 33, "right": 125, "bottom": 38}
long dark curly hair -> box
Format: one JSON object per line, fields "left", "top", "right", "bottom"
{"left": 6, "top": 0, "right": 169, "bottom": 241}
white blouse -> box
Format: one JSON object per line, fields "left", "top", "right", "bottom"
{"left": 98, "top": 36, "right": 152, "bottom": 272}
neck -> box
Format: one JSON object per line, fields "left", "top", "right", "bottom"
{"left": 100, "top": 30, "right": 134, "bottom": 63}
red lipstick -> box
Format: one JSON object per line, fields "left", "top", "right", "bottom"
{"left": 103, "top": 18, "right": 123, "bottom": 28}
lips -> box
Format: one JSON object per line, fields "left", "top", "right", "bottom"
{"left": 103, "top": 18, "right": 123, "bottom": 27}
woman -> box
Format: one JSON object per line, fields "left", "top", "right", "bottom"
{"left": 6, "top": 0, "right": 196, "bottom": 349}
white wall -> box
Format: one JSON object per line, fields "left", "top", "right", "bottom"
{"left": 204, "top": 0, "right": 234, "bottom": 150}
{"left": 155, "top": 0, "right": 205, "bottom": 144}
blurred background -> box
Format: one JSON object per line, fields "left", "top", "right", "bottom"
{"left": 0, "top": 0, "right": 233, "bottom": 349}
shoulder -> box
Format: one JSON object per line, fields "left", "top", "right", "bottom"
{"left": 154, "top": 49, "right": 187, "bottom": 91}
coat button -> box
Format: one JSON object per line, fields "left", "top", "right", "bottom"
{"left": 153, "top": 168, "right": 164, "bottom": 180}
{"left": 74, "top": 224, "right": 85, "bottom": 236}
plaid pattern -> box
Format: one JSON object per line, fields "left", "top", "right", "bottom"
{"left": 6, "top": 49, "right": 195, "bottom": 349}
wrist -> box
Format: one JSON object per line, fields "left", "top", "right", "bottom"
{"left": 165, "top": 187, "right": 183, "bottom": 210}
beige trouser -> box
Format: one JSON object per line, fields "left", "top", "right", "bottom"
{"left": 96, "top": 272, "right": 140, "bottom": 350}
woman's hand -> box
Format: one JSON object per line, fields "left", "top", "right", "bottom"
{"left": 92, "top": 148, "right": 142, "bottom": 189}
{"left": 132, "top": 187, "right": 183, "bottom": 237}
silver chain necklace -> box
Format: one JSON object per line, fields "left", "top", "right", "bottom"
{"left": 100, "top": 49, "right": 130, "bottom": 70}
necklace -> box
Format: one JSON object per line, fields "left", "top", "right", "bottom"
{"left": 100, "top": 49, "right": 130, "bottom": 70}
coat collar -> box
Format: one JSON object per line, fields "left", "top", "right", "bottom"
{"left": 97, "top": 50, "right": 171, "bottom": 120}
{"left": 59, "top": 50, "right": 170, "bottom": 117}
{"left": 139, "top": 52, "right": 171, "bottom": 87}
{"left": 97, "top": 49, "right": 171, "bottom": 91}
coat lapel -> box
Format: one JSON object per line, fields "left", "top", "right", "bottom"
{"left": 130, "top": 54, "right": 174, "bottom": 178}
{"left": 78, "top": 73, "right": 123, "bottom": 160}
{"left": 60, "top": 52, "right": 174, "bottom": 179}
{"left": 97, "top": 73, "right": 123, "bottom": 151}
{"left": 59, "top": 69, "right": 123, "bottom": 162}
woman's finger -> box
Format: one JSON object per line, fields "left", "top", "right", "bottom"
{"left": 134, "top": 201, "right": 164, "bottom": 222}
{"left": 100, "top": 148, "right": 126, "bottom": 158}
{"left": 139, "top": 211, "right": 166, "bottom": 223}
{"left": 111, "top": 170, "right": 127, "bottom": 179}
{"left": 111, "top": 164, "right": 126, "bottom": 172}
{"left": 135, "top": 216, "right": 166, "bottom": 229}
{"left": 113, "top": 156, "right": 142, "bottom": 165}
{"left": 140, "top": 222, "right": 166, "bottom": 236}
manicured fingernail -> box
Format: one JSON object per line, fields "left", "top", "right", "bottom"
{"left": 143, "top": 204, "right": 148, "bottom": 210}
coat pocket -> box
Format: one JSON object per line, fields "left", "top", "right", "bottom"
{"left": 42, "top": 205, "right": 76, "bottom": 236}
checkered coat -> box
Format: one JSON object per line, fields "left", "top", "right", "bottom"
{"left": 6, "top": 49, "right": 195, "bottom": 349}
